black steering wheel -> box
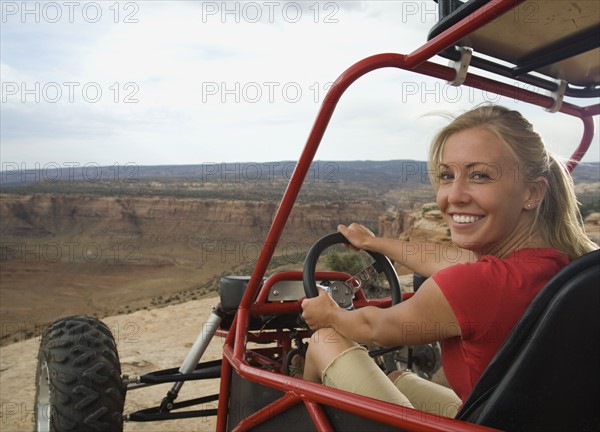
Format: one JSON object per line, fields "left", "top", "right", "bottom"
{"left": 303, "top": 232, "right": 402, "bottom": 308}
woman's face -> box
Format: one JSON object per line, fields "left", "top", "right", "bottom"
{"left": 436, "top": 126, "right": 537, "bottom": 257}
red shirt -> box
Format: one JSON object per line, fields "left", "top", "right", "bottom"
{"left": 432, "top": 248, "right": 569, "bottom": 401}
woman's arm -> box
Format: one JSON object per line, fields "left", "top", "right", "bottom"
{"left": 301, "top": 278, "right": 462, "bottom": 347}
{"left": 338, "top": 223, "right": 474, "bottom": 277}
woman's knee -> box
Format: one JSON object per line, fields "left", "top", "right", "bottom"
{"left": 387, "top": 370, "right": 408, "bottom": 384}
{"left": 309, "top": 327, "right": 343, "bottom": 345}
{"left": 306, "top": 328, "right": 355, "bottom": 372}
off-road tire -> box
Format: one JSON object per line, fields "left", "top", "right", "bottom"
{"left": 34, "top": 316, "right": 125, "bottom": 432}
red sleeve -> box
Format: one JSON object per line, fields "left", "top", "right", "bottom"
{"left": 432, "top": 257, "right": 509, "bottom": 340}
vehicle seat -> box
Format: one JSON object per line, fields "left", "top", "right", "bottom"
{"left": 456, "top": 249, "right": 600, "bottom": 431}
{"left": 219, "top": 276, "right": 253, "bottom": 312}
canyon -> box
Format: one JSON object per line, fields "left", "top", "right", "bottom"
{"left": 0, "top": 161, "right": 434, "bottom": 344}
{"left": 1, "top": 160, "right": 598, "bottom": 346}
{"left": 0, "top": 193, "right": 389, "bottom": 344}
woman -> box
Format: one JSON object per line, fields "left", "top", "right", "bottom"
{"left": 300, "top": 105, "right": 597, "bottom": 418}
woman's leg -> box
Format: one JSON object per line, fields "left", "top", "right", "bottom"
{"left": 303, "top": 327, "right": 356, "bottom": 383}
{"left": 304, "top": 328, "right": 413, "bottom": 407}
{"left": 388, "top": 371, "right": 461, "bottom": 418}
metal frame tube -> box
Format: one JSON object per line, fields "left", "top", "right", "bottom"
{"left": 218, "top": 0, "right": 598, "bottom": 429}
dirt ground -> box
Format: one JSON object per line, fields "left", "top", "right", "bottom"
{"left": 1, "top": 274, "right": 446, "bottom": 432}
{"left": 0, "top": 294, "right": 223, "bottom": 432}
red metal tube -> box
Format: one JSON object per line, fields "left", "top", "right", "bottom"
{"left": 567, "top": 116, "right": 596, "bottom": 172}
{"left": 231, "top": 54, "right": 595, "bottom": 351}
{"left": 216, "top": 356, "right": 233, "bottom": 432}
{"left": 304, "top": 400, "right": 334, "bottom": 432}
{"left": 228, "top": 356, "right": 498, "bottom": 432}
{"left": 230, "top": 393, "right": 302, "bottom": 432}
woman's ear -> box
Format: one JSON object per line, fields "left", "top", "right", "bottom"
{"left": 524, "top": 176, "right": 549, "bottom": 210}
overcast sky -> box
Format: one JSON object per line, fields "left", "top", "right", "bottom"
{"left": 1, "top": 0, "right": 598, "bottom": 171}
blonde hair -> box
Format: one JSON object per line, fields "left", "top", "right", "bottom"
{"left": 428, "top": 105, "right": 597, "bottom": 260}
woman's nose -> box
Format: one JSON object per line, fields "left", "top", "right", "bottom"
{"left": 447, "top": 179, "right": 471, "bottom": 204}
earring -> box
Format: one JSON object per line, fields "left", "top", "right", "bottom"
{"left": 527, "top": 203, "right": 532, "bottom": 209}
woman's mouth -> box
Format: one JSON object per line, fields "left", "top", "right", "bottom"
{"left": 451, "top": 214, "right": 483, "bottom": 224}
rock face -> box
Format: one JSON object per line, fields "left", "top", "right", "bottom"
{"left": 0, "top": 193, "right": 385, "bottom": 245}
{"left": 584, "top": 212, "right": 600, "bottom": 245}
{"left": 378, "top": 203, "right": 451, "bottom": 276}
{"left": 2, "top": 192, "right": 596, "bottom": 344}
{"left": 379, "top": 203, "right": 450, "bottom": 244}
{"left": 0, "top": 190, "right": 420, "bottom": 432}
{"left": 0, "top": 193, "right": 386, "bottom": 345}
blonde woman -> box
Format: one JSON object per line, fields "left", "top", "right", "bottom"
{"left": 300, "top": 105, "right": 597, "bottom": 417}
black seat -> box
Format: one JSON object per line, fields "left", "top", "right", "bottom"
{"left": 457, "top": 249, "right": 600, "bottom": 431}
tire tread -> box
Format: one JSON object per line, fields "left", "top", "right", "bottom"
{"left": 35, "top": 316, "right": 125, "bottom": 432}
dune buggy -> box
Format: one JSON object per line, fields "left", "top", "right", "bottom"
{"left": 34, "top": 0, "right": 599, "bottom": 431}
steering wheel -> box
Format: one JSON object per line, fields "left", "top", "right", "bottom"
{"left": 303, "top": 232, "right": 402, "bottom": 308}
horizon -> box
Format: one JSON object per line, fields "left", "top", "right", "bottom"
{"left": 1, "top": 159, "right": 598, "bottom": 188}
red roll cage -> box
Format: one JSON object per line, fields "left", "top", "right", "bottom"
{"left": 217, "top": 0, "right": 599, "bottom": 430}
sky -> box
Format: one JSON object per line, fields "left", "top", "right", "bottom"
{"left": 1, "top": 0, "right": 599, "bottom": 172}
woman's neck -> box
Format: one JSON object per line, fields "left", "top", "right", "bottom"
{"left": 475, "top": 228, "right": 550, "bottom": 259}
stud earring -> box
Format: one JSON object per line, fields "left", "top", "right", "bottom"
{"left": 527, "top": 203, "right": 532, "bottom": 209}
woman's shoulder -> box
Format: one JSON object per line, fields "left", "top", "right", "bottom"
{"left": 433, "top": 248, "right": 569, "bottom": 283}
{"left": 480, "top": 248, "right": 569, "bottom": 267}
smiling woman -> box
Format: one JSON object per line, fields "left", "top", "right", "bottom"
{"left": 435, "top": 125, "right": 548, "bottom": 257}
{"left": 429, "top": 105, "right": 596, "bottom": 260}
{"left": 299, "top": 104, "right": 598, "bottom": 418}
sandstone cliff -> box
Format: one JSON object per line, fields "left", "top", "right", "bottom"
{"left": 379, "top": 203, "right": 450, "bottom": 244}
{"left": 0, "top": 193, "right": 385, "bottom": 244}
{"left": 0, "top": 193, "right": 386, "bottom": 345}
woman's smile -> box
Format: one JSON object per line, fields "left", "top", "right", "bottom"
{"left": 450, "top": 214, "right": 484, "bottom": 224}
{"left": 436, "top": 126, "right": 541, "bottom": 256}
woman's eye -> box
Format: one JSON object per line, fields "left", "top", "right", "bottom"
{"left": 471, "top": 172, "right": 490, "bottom": 181}
{"left": 439, "top": 172, "right": 454, "bottom": 181}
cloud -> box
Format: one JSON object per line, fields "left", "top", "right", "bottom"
{"left": 1, "top": 1, "right": 597, "bottom": 167}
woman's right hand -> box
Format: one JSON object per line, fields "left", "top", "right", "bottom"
{"left": 337, "top": 223, "right": 376, "bottom": 251}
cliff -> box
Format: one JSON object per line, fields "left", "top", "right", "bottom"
{"left": 0, "top": 193, "right": 386, "bottom": 345}
{"left": 0, "top": 193, "right": 385, "bottom": 244}
{"left": 379, "top": 203, "right": 450, "bottom": 244}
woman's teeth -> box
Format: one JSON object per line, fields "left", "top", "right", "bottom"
{"left": 452, "top": 214, "right": 481, "bottom": 224}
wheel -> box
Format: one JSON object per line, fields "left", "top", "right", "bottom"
{"left": 377, "top": 344, "right": 442, "bottom": 380}
{"left": 412, "top": 342, "right": 442, "bottom": 380}
{"left": 303, "top": 232, "right": 404, "bottom": 358}
{"left": 34, "top": 316, "right": 126, "bottom": 432}
{"left": 303, "top": 232, "right": 402, "bottom": 306}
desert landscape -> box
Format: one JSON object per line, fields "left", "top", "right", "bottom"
{"left": 0, "top": 160, "right": 442, "bottom": 346}
{"left": 0, "top": 160, "right": 598, "bottom": 431}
